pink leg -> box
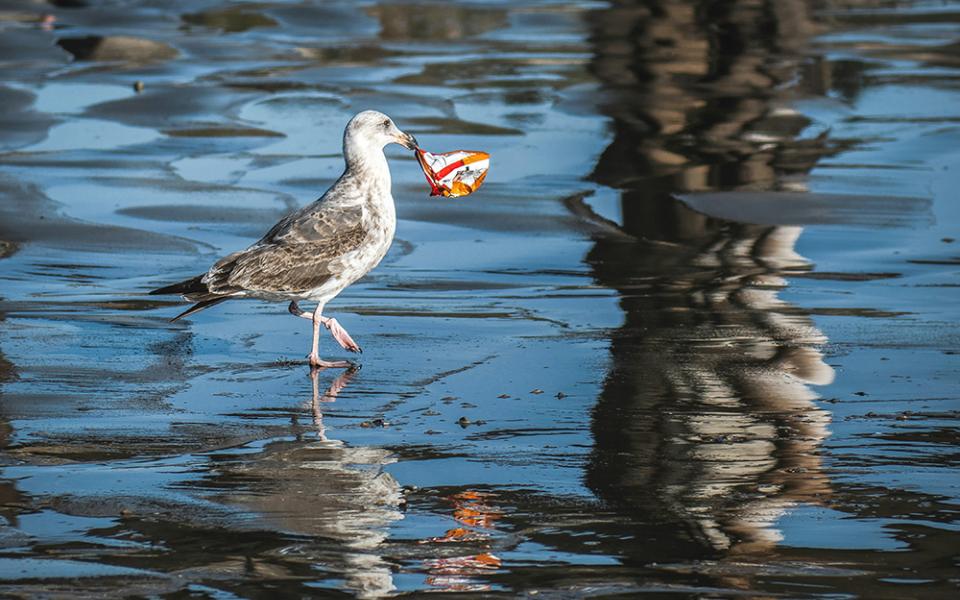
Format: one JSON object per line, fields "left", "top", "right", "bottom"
{"left": 289, "top": 301, "right": 353, "bottom": 368}
{"left": 320, "top": 316, "right": 362, "bottom": 354}
{"left": 289, "top": 301, "right": 361, "bottom": 354}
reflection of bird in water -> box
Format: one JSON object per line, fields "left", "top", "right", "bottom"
{"left": 213, "top": 367, "right": 402, "bottom": 598}
{"left": 310, "top": 366, "right": 357, "bottom": 442}
{"left": 150, "top": 111, "right": 418, "bottom": 368}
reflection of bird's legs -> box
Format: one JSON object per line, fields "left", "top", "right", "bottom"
{"left": 309, "top": 369, "right": 328, "bottom": 441}
{"left": 309, "top": 365, "right": 359, "bottom": 441}
{"left": 288, "top": 301, "right": 362, "bottom": 361}
{"left": 288, "top": 301, "right": 356, "bottom": 368}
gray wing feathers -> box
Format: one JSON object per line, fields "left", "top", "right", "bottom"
{"left": 202, "top": 198, "right": 367, "bottom": 295}
{"left": 263, "top": 180, "right": 366, "bottom": 244}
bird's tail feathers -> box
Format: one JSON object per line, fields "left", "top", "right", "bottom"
{"left": 171, "top": 297, "right": 229, "bottom": 322}
{"left": 150, "top": 274, "right": 207, "bottom": 297}
{"left": 150, "top": 274, "right": 230, "bottom": 321}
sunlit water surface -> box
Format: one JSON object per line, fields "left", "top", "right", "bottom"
{"left": 0, "top": 0, "right": 958, "bottom": 597}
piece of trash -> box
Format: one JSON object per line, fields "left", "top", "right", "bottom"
{"left": 416, "top": 148, "right": 490, "bottom": 198}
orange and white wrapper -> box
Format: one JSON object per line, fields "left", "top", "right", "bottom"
{"left": 416, "top": 148, "right": 490, "bottom": 198}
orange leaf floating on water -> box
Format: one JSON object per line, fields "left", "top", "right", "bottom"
{"left": 415, "top": 148, "right": 490, "bottom": 198}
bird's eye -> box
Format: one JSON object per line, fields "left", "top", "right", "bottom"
{"left": 382, "top": 119, "right": 391, "bottom": 129}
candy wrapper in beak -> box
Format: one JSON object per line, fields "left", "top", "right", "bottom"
{"left": 415, "top": 149, "right": 490, "bottom": 198}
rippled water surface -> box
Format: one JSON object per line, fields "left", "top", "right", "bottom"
{"left": 0, "top": 0, "right": 958, "bottom": 597}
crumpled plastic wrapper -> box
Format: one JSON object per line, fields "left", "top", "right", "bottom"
{"left": 415, "top": 149, "right": 490, "bottom": 198}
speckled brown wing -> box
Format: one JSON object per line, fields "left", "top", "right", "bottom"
{"left": 206, "top": 224, "right": 366, "bottom": 294}
{"left": 260, "top": 187, "right": 366, "bottom": 245}
{"left": 205, "top": 198, "right": 367, "bottom": 295}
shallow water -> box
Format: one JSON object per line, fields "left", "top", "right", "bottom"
{"left": 0, "top": 0, "right": 958, "bottom": 597}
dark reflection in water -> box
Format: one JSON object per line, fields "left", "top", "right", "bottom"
{"left": 583, "top": 0, "right": 835, "bottom": 563}
{"left": 0, "top": 300, "right": 24, "bottom": 536}
{"left": 368, "top": 3, "right": 507, "bottom": 41}
{"left": 0, "top": 0, "right": 958, "bottom": 596}
{"left": 0, "top": 244, "right": 24, "bottom": 533}
{"left": 56, "top": 35, "right": 178, "bottom": 63}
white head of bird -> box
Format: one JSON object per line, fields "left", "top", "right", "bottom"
{"left": 343, "top": 110, "right": 417, "bottom": 173}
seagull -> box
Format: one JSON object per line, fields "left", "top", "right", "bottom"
{"left": 150, "top": 110, "right": 418, "bottom": 368}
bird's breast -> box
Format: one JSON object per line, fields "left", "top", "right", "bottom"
{"left": 328, "top": 199, "right": 395, "bottom": 285}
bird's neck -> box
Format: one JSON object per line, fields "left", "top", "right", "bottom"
{"left": 341, "top": 141, "right": 395, "bottom": 232}
{"left": 343, "top": 140, "right": 391, "bottom": 189}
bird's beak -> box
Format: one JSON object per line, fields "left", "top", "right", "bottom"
{"left": 395, "top": 131, "right": 418, "bottom": 151}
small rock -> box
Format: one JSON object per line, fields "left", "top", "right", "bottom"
{"left": 555, "top": 392, "right": 567, "bottom": 399}
{"left": 457, "top": 416, "right": 471, "bottom": 427}
{"left": 133, "top": 80, "right": 144, "bottom": 93}
{"left": 497, "top": 394, "right": 510, "bottom": 399}
{"left": 854, "top": 391, "right": 868, "bottom": 396}
{"left": 942, "top": 237, "right": 955, "bottom": 243}
{"left": 119, "top": 508, "right": 133, "bottom": 517}
{"left": 530, "top": 388, "right": 544, "bottom": 395}
{"left": 360, "top": 418, "right": 387, "bottom": 428}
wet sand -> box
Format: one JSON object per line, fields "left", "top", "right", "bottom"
{"left": 0, "top": 0, "right": 958, "bottom": 597}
